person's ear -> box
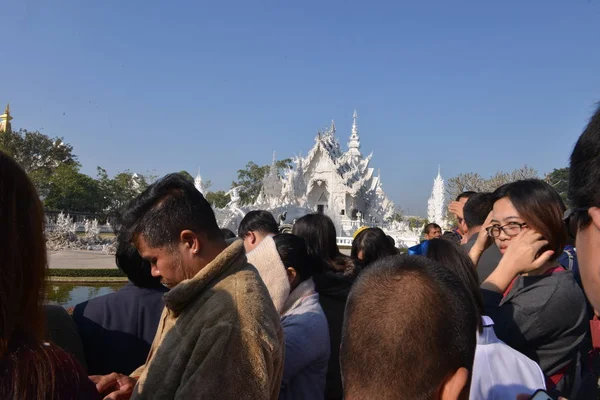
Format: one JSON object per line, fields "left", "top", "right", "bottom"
{"left": 286, "top": 267, "right": 297, "bottom": 285}
{"left": 440, "top": 367, "right": 469, "bottom": 400}
{"left": 249, "top": 231, "right": 257, "bottom": 245}
{"left": 589, "top": 207, "right": 600, "bottom": 231}
{"left": 180, "top": 230, "right": 201, "bottom": 255}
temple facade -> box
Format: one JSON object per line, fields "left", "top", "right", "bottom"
{"left": 0, "top": 104, "right": 13, "bottom": 133}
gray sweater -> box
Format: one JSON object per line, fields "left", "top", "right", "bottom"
{"left": 279, "top": 280, "right": 330, "bottom": 400}
{"left": 482, "top": 269, "right": 587, "bottom": 378}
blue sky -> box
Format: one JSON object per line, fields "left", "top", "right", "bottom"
{"left": 2, "top": 0, "right": 599, "bottom": 215}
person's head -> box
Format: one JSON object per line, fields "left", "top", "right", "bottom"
{"left": 273, "top": 233, "right": 313, "bottom": 290}
{"left": 115, "top": 232, "right": 164, "bottom": 289}
{"left": 456, "top": 191, "right": 476, "bottom": 203}
{"left": 462, "top": 192, "right": 494, "bottom": 238}
{"left": 426, "top": 239, "right": 483, "bottom": 332}
{"left": 441, "top": 231, "right": 461, "bottom": 245}
{"left": 454, "top": 192, "right": 476, "bottom": 235}
{"left": 121, "top": 173, "right": 225, "bottom": 289}
{"left": 490, "top": 180, "right": 566, "bottom": 261}
{"left": 341, "top": 255, "right": 477, "bottom": 400}
{"left": 424, "top": 223, "right": 442, "bottom": 240}
{"left": 0, "top": 151, "right": 48, "bottom": 353}
{"left": 238, "top": 210, "right": 279, "bottom": 252}
{"left": 220, "top": 228, "right": 237, "bottom": 240}
{"left": 569, "top": 104, "right": 600, "bottom": 311}
{"left": 387, "top": 235, "right": 395, "bottom": 247}
{"left": 351, "top": 228, "right": 398, "bottom": 267}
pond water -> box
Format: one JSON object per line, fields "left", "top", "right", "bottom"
{"left": 46, "top": 283, "right": 125, "bottom": 308}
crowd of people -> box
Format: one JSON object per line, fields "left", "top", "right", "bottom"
{"left": 2, "top": 104, "right": 600, "bottom": 399}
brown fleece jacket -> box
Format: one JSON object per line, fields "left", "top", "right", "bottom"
{"left": 129, "top": 240, "right": 284, "bottom": 399}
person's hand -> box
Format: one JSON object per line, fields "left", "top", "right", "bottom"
{"left": 448, "top": 201, "right": 465, "bottom": 220}
{"left": 469, "top": 212, "right": 494, "bottom": 266}
{"left": 89, "top": 373, "right": 137, "bottom": 400}
{"left": 499, "top": 229, "right": 554, "bottom": 276}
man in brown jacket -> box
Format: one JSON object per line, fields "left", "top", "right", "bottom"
{"left": 90, "top": 174, "right": 284, "bottom": 400}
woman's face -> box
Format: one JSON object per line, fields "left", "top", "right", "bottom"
{"left": 490, "top": 197, "right": 528, "bottom": 255}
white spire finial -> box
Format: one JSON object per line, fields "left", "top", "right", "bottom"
{"left": 347, "top": 110, "right": 361, "bottom": 158}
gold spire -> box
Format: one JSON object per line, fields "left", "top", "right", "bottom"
{"left": 0, "top": 103, "right": 13, "bottom": 133}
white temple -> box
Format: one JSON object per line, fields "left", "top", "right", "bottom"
{"left": 210, "top": 111, "right": 423, "bottom": 247}
{"left": 427, "top": 167, "right": 447, "bottom": 227}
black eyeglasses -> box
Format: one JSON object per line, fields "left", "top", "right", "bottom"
{"left": 486, "top": 222, "right": 528, "bottom": 238}
{"left": 563, "top": 208, "right": 590, "bottom": 239}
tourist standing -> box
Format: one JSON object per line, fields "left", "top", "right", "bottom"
{"left": 472, "top": 180, "right": 587, "bottom": 398}
{"left": 73, "top": 234, "right": 168, "bottom": 375}
{"left": 0, "top": 151, "right": 99, "bottom": 400}
{"left": 350, "top": 227, "right": 398, "bottom": 268}
{"left": 449, "top": 191, "right": 477, "bottom": 238}
{"left": 292, "top": 214, "right": 360, "bottom": 400}
{"left": 238, "top": 210, "right": 280, "bottom": 252}
{"left": 340, "top": 255, "right": 478, "bottom": 400}
{"left": 423, "top": 222, "right": 443, "bottom": 240}
{"left": 90, "top": 174, "right": 284, "bottom": 400}
{"left": 426, "top": 238, "right": 546, "bottom": 399}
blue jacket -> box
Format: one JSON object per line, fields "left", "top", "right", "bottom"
{"left": 72, "top": 282, "right": 167, "bottom": 375}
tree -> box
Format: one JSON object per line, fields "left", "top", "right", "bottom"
{"left": 205, "top": 190, "right": 231, "bottom": 209}
{"left": 545, "top": 167, "right": 569, "bottom": 204}
{"left": 447, "top": 165, "right": 539, "bottom": 200}
{"left": 232, "top": 158, "right": 293, "bottom": 205}
{"left": 0, "top": 129, "right": 78, "bottom": 196}
{"left": 97, "top": 168, "right": 150, "bottom": 215}
{"left": 408, "top": 217, "right": 428, "bottom": 229}
{"left": 45, "top": 164, "right": 106, "bottom": 213}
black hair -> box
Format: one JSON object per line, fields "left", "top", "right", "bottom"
{"left": 456, "top": 191, "right": 477, "bottom": 202}
{"left": 441, "top": 231, "right": 461, "bottom": 244}
{"left": 273, "top": 233, "right": 312, "bottom": 282}
{"left": 386, "top": 235, "right": 395, "bottom": 247}
{"left": 426, "top": 238, "right": 483, "bottom": 331}
{"left": 493, "top": 179, "right": 566, "bottom": 262}
{"left": 351, "top": 228, "right": 398, "bottom": 267}
{"left": 341, "top": 255, "right": 477, "bottom": 400}
{"left": 423, "top": 223, "right": 441, "bottom": 236}
{"left": 238, "top": 210, "right": 279, "bottom": 239}
{"left": 115, "top": 232, "right": 164, "bottom": 289}
{"left": 292, "top": 214, "right": 356, "bottom": 273}
{"left": 220, "top": 228, "right": 236, "bottom": 240}
{"left": 463, "top": 192, "right": 494, "bottom": 229}
{"left": 120, "top": 173, "right": 222, "bottom": 248}
{"left": 569, "top": 104, "right": 600, "bottom": 230}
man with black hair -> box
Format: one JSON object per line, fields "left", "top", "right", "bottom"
{"left": 449, "top": 191, "right": 477, "bottom": 237}
{"left": 73, "top": 234, "right": 168, "bottom": 375}
{"left": 423, "top": 223, "right": 442, "bottom": 240}
{"left": 238, "top": 210, "right": 280, "bottom": 252}
{"left": 90, "top": 174, "right": 284, "bottom": 400}
{"left": 341, "top": 255, "right": 478, "bottom": 400}
{"left": 569, "top": 104, "right": 600, "bottom": 312}
{"left": 461, "top": 192, "right": 502, "bottom": 283}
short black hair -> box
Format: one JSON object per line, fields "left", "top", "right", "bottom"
{"left": 121, "top": 173, "right": 222, "bottom": 248}
{"left": 238, "top": 210, "right": 279, "bottom": 239}
{"left": 463, "top": 192, "right": 494, "bottom": 229}
{"left": 341, "top": 255, "right": 477, "bottom": 400}
{"left": 441, "top": 230, "right": 461, "bottom": 244}
{"left": 115, "top": 232, "right": 164, "bottom": 289}
{"left": 351, "top": 228, "right": 398, "bottom": 268}
{"left": 273, "top": 233, "right": 312, "bottom": 282}
{"left": 220, "top": 228, "right": 236, "bottom": 240}
{"left": 569, "top": 104, "right": 600, "bottom": 230}
{"left": 423, "top": 223, "right": 441, "bottom": 235}
{"left": 426, "top": 238, "right": 483, "bottom": 331}
{"left": 456, "top": 191, "right": 477, "bottom": 202}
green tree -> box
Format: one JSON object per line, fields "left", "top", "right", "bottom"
{"left": 408, "top": 217, "right": 428, "bottom": 229}
{"left": 97, "top": 168, "right": 150, "bottom": 215}
{"left": 0, "top": 129, "right": 78, "bottom": 196}
{"left": 205, "top": 190, "right": 231, "bottom": 208}
{"left": 232, "top": 158, "right": 292, "bottom": 205}
{"left": 545, "top": 167, "right": 569, "bottom": 204}
{"left": 44, "top": 164, "right": 106, "bottom": 213}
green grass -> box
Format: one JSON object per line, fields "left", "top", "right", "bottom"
{"left": 48, "top": 276, "right": 128, "bottom": 283}
{"left": 48, "top": 268, "right": 126, "bottom": 277}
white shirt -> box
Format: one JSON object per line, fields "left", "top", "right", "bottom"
{"left": 470, "top": 316, "right": 546, "bottom": 400}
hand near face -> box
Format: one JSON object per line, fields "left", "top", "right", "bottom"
{"left": 448, "top": 201, "right": 465, "bottom": 220}
{"left": 89, "top": 373, "right": 137, "bottom": 400}
{"left": 499, "top": 229, "right": 554, "bottom": 276}
{"left": 469, "top": 212, "right": 494, "bottom": 266}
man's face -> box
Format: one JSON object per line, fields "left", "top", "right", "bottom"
{"left": 425, "top": 227, "right": 442, "bottom": 240}
{"left": 136, "top": 235, "right": 187, "bottom": 289}
{"left": 576, "top": 208, "right": 600, "bottom": 311}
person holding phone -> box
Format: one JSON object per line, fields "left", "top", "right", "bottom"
{"left": 469, "top": 179, "right": 587, "bottom": 398}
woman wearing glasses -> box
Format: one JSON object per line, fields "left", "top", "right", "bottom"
{"left": 469, "top": 179, "right": 587, "bottom": 398}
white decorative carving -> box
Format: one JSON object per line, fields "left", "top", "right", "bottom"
{"left": 427, "top": 166, "right": 447, "bottom": 228}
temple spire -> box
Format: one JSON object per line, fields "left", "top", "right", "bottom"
{"left": 347, "top": 109, "right": 361, "bottom": 158}
{"left": 0, "top": 103, "right": 13, "bottom": 133}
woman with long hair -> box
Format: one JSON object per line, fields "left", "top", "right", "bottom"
{"left": 351, "top": 227, "right": 398, "bottom": 268}
{"left": 292, "top": 214, "right": 359, "bottom": 400}
{"left": 470, "top": 179, "right": 587, "bottom": 398}
{"left": 0, "top": 151, "right": 100, "bottom": 399}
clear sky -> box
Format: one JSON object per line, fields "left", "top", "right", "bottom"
{"left": 2, "top": 0, "right": 600, "bottom": 215}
